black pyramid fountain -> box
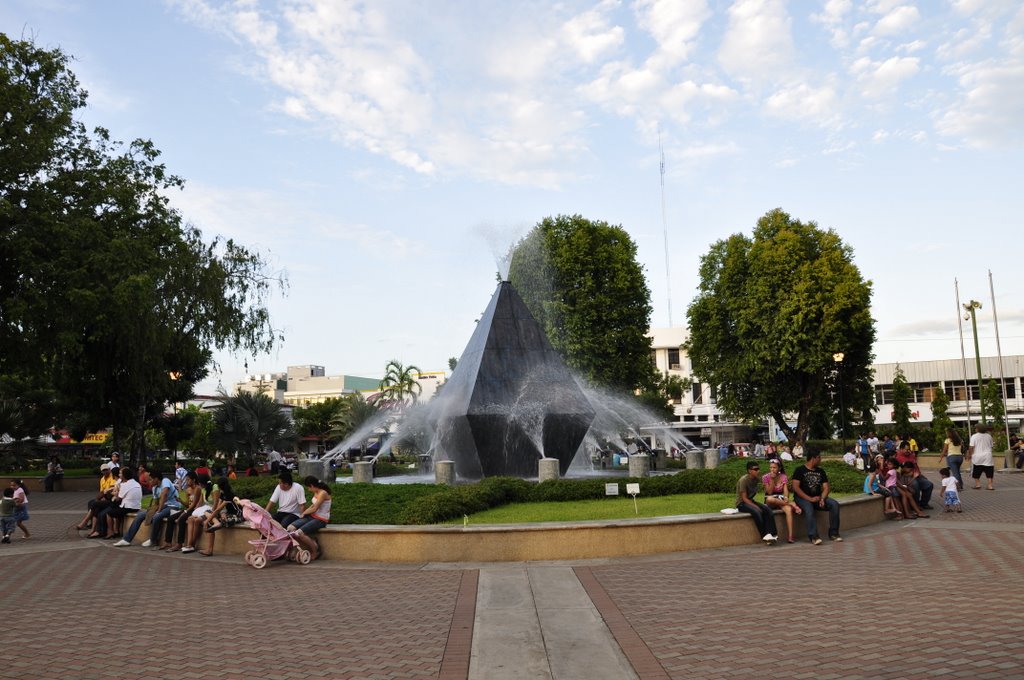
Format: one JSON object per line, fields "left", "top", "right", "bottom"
{"left": 435, "top": 280, "right": 595, "bottom": 478}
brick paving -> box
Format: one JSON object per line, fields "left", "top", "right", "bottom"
{"left": 2, "top": 471, "right": 1023, "bottom": 679}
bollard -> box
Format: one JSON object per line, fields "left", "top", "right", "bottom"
{"left": 352, "top": 461, "right": 374, "bottom": 484}
{"left": 703, "top": 448, "right": 719, "bottom": 469}
{"left": 297, "top": 459, "right": 332, "bottom": 482}
{"left": 435, "top": 460, "right": 456, "bottom": 485}
{"left": 538, "top": 457, "right": 560, "bottom": 482}
{"left": 685, "top": 450, "right": 705, "bottom": 470}
{"left": 628, "top": 453, "right": 650, "bottom": 478}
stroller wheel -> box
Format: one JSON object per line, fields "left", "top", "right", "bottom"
{"left": 297, "top": 549, "right": 311, "bottom": 565}
{"left": 287, "top": 546, "right": 298, "bottom": 562}
{"left": 244, "top": 550, "right": 255, "bottom": 565}
{"left": 251, "top": 553, "right": 268, "bottom": 569}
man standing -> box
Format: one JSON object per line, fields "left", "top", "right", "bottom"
{"left": 736, "top": 461, "right": 777, "bottom": 544}
{"left": 791, "top": 450, "right": 842, "bottom": 544}
{"left": 967, "top": 423, "right": 996, "bottom": 491}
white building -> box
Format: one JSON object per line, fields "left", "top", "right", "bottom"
{"left": 233, "top": 364, "right": 448, "bottom": 407}
{"left": 648, "top": 327, "right": 1024, "bottom": 445}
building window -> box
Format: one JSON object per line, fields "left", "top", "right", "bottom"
{"left": 668, "top": 348, "right": 680, "bottom": 369}
{"left": 875, "top": 385, "right": 893, "bottom": 405}
{"left": 691, "top": 383, "right": 703, "bottom": 405}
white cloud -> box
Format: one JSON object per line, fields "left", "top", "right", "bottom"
{"left": 936, "top": 60, "right": 1024, "bottom": 148}
{"left": 763, "top": 82, "right": 840, "bottom": 127}
{"left": 561, "top": 5, "right": 624, "bottom": 64}
{"left": 718, "top": 0, "right": 795, "bottom": 83}
{"left": 850, "top": 55, "right": 920, "bottom": 97}
{"left": 872, "top": 5, "right": 920, "bottom": 36}
{"left": 634, "top": 0, "right": 711, "bottom": 67}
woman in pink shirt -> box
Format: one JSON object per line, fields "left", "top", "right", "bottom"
{"left": 762, "top": 459, "right": 801, "bottom": 543}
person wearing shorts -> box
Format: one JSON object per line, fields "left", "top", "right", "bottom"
{"left": 968, "top": 423, "right": 996, "bottom": 490}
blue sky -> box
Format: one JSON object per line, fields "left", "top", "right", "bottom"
{"left": 4, "top": 0, "right": 1023, "bottom": 393}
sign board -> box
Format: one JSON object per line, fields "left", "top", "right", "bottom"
{"left": 626, "top": 483, "right": 640, "bottom": 495}
{"left": 700, "top": 427, "right": 713, "bottom": 436}
{"left": 604, "top": 483, "right": 619, "bottom": 496}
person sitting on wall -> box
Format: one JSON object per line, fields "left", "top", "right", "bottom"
{"left": 736, "top": 461, "right": 777, "bottom": 544}
{"left": 894, "top": 442, "right": 934, "bottom": 508}
{"left": 791, "top": 449, "right": 841, "bottom": 544}
{"left": 265, "top": 469, "right": 306, "bottom": 528}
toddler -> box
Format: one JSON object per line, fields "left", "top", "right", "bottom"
{"left": 0, "top": 488, "right": 15, "bottom": 543}
{"left": 940, "top": 467, "right": 962, "bottom": 513}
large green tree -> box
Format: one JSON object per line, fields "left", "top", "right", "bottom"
{"left": 294, "top": 397, "right": 344, "bottom": 453}
{"left": 685, "top": 208, "right": 876, "bottom": 445}
{"left": 508, "top": 214, "right": 655, "bottom": 391}
{"left": 890, "top": 366, "right": 913, "bottom": 435}
{"left": 377, "top": 360, "right": 423, "bottom": 408}
{"left": 0, "top": 36, "right": 284, "bottom": 462}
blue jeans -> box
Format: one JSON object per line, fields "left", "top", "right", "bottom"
{"left": 737, "top": 501, "right": 777, "bottom": 538}
{"left": 795, "top": 496, "right": 841, "bottom": 540}
{"left": 912, "top": 476, "right": 934, "bottom": 507}
{"left": 946, "top": 455, "right": 964, "bottom": 488}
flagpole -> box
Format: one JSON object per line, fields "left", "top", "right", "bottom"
{"left": 955, "top": 279, "right": 973, "bottom": 431}
{"left": 988, "top": 270, "right": 1012, "bottom": 468}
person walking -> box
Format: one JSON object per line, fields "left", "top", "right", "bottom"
{"left": 938, "top": 427, "right": 965, "bottom": 491}
{"left": 967, "top": 423, "right": 996, "bottom": 491}
{"left": 9, "top": 479, "right": 30, "bottom": 539}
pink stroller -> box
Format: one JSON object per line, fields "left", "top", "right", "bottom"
{"left": 236, "top": 498, "right": 312, "bottom": 569}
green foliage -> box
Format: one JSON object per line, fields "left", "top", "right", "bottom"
{"left": 328, "top": 392, "right": 383, "bottom": 442}
{"left": 212, "top": 391, "right": 296, "bottom": 467}
{"left": 294, "top": 398, "right": 344, "bottom": 451}
{"left": 981, "top": 379, "right": 1007, "bottom": 450}
{"left": 891, "top": 365, "right": 913, "bottom": 435}
{"left": 179, "top": 406, "right": 215, "bottom": 454}
{"left": 0, "top": 36, "right": 285, "bottom": 461}
{"left": 684, "top": 208, "right": 876, "bottom": 445}
{"left": 378, "top": 360, "right": 423, "bottom": 406}
{"left": 508, "top": 214, "right": 656, "bottom": 391}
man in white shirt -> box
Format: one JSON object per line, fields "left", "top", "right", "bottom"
{"left": 265, "top": 470, "right": 306, "bottom": 527}
{"left": 967, "top": 423, "right": 996, "bottom": 490}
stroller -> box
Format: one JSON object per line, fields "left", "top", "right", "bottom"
{"left": 236, "top": 498, "right": 312, "bottom": 569}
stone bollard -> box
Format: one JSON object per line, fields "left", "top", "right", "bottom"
{"left": 352, "top": 461, "right": 374, "bottom": 484}
{"left": 538, "top": 457, "right": 560, "bottom": 482}
{"left": 435, "top": 460, "right": 456, "bottom": 485}
{"left": 628, "top": 453, "right": 650, "bottom": 478}
{"left": 685, "top": 450, "right": 705, "bottom": 470}
{"left": 703, "top": 448, "right": 720, "bottom": 469}
{"left": 298, "top": 459, "right": 332, "bottom": 482}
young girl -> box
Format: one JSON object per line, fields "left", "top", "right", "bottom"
{"left": 762, "top": 459, "right": 802, "bottom": 543}
{"left": 882, "top": 458, "right": 906, "bottom": 519}
{"left": 287, "top": 476, "right": 332, "bottom": 561}
{"left": 182, "top": 475, "right": 218, "bottom": 553}
{"left": 198, "top": 477, "right": 239, "bottom": 557}
{"left": 10, "top": 479, "right": 29, "bottom": 539}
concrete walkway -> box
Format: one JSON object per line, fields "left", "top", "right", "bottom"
{"left": 3, "top": 470, "right": 1023, "bottom": 679}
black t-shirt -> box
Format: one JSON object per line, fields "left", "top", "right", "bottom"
{"left": 792, "top": 465, "right": 829, "bottom": 497}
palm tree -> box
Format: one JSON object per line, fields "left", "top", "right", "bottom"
{"left": 377, "top": 359, "right": 423, "bottom": 408}
{"left": 212, "top": 390, "right": 296, "bottom": 468}
{"left": 328, "top": 393, "right": 383, "bottom": 441}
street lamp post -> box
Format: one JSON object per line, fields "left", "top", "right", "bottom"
{"left": 833, "top": 352, "right": 846, "bottom": 454}
{"left": 962, "top": 300, "right": 986, "bottom": 423}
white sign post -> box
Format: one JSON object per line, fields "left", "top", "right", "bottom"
{"left": 626, "top": 483, "right": 640, "bottom": 514}
{"left": 605, "top": 483, "right": 619, "bottom": 496}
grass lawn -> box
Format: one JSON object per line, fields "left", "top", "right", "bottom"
{"left": 450, "top": 492, "right": 859, "bottom": 525}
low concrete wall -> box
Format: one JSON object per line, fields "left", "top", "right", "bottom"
{"left": 120, "top": 494, "right": 884, "bottom": 563}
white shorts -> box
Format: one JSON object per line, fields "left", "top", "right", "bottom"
{"left": 192, "top": 505, "right": 212, "bottom": 517}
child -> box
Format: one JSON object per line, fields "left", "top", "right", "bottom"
{"left": 939, "top": 467, "right": 962, "bottom": 513}
{"left": 881, "top": 458, "right": 904, "bottom": 519}
{"left": 0, "top": 488, "right": 16, "bottom": 543}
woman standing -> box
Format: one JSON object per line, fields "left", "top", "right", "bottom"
{"left": 287, "top": 477, "right": 332, "bottom": 561}
{"left": 939, "top": 427, "right": 964, "bottom": 490}
{"left": 10, "top": 480, "right": 29, "bottom": 539}
{"left": 762, "top": 459, "right": 802, "bottom": 543}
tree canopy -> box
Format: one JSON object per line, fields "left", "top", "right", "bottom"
{"left": 507, "top": 214, "right": 655, "bottom": 391}
{"left": 685, "top": 208, "right": 876, "bottom": 444}
{"left": 0, "top": 35, "right": 285, "bottom": 458}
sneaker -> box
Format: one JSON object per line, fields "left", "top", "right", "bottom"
{"left": 1, "top": 535, "right": 9, "bottom": 544}
{"left": 830, "top": 535, "right": 844, "bottom": 542}
{"left": 812, "top": 537, "right": 823, "bottom": 545}
{"left": 141, "top": 539, "right": 153, "bottom": 547}
{"left": 762, "top": 533, "right": 774, "bottom": 542}
{"left": 113, "top": 539, "right": 131, "bottom": 547}
{"left": 180, "top": 546, "right": 195, "bottom": 553}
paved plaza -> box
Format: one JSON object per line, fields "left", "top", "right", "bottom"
{"left": 3, "top": 471, "right": 1023, "bottom": 679}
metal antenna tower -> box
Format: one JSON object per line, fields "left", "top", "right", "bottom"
{"left": 659, "top": 129, "right": 674, "bottom": 327}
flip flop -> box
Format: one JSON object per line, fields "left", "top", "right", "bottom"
{"left": 198, "top": 550, "right": 212, "bottom": 556}
{"left": 86, "top": 532, "right": 101, "bottom": 539}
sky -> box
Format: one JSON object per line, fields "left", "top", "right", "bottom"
{"left": 3, "top": 0, "right": 1023, "bottom": 394}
